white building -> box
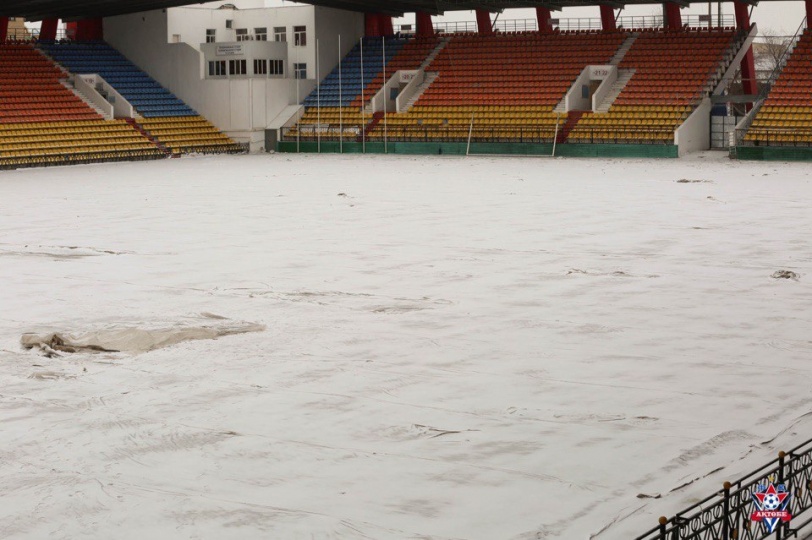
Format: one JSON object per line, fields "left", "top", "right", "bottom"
{"left": 104, "top": 1, "right": 364, "bottom": 150}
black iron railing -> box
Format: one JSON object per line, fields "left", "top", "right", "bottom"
{"left": 636, "top": 438, "right": 812, "bottom": 540}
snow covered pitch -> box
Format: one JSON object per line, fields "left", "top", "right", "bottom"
{"left": 1, "top": 153, "right": 810, "bottom": 539}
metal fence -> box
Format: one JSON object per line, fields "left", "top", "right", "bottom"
{"left": 635, "top": 438, "right": 812, "bottom": 540}
{"left": 736, "top": 128, "right": 812, "bottom": 148}
{"left": 395, "top": 15, "right": 736, "bottom": 35}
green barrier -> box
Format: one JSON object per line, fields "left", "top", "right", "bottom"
{"left": 734, "top": 146, "right": 812, "bottom": 161}
{"left": 277, "top": 141, "right": 678, "bottom": 159}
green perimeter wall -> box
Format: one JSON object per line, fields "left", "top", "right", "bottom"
{"left": 277, "top": 141, "right": 679, "bottom": 159}
{"left": 734, "top": 146, "right": 812, "bottom": 161}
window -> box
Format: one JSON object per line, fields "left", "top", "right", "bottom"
{"left": 236, "top": 28, "right": 249, "bottom": 41}
{"left": 229, "top": 59, "right": 247, "bottom": 76}
{"left": 273, "top": 26, "right": 286, "bottom": 42}
{"left": 254, "top": 59, "right": 268, "bottom": 75}
{"left": 208, "top": 60, "right": 226, "bottom": 77}
{"left": 293, "top": 25, "right": 307, "bottom": 46}
{"left": 270, "top": 59, "right": 284, "bottom": 76}
{"left": 255, "top": 27, "right": 268, "bottom": 41}
{"left": 293, "top": 63, "right": 307, "bottom": 79}
{"left": 206, "top": 29, "right": 216, "bottom": 43}
{"left": 225, "top": 20, "right": 233, "bottom": 29}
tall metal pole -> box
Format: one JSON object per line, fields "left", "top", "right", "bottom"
{"left": 296, "top": 40, "right": 300, "bottom": 153}
{"left": 383, "top": 36, "right": 388, "bottom": 154}
{"left": 361, "top": 37, "right": 366, "bottom": 154}
{"left": 317, "top": 38, "right": 321, "bottom": 153}
{"left": 339, "top": 34, "right": 343, "bottom": 154}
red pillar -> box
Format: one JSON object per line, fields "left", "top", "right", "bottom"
{"left": 379, "top": 14, "right": 394, "bottom": 36}
{"left": 365, "top": 13, "right": 380, "bottom": 37}
{"left": 536, "top": 7, "right": 553, "bottom": 33}
{"left": 807, "top": 0, "right": 812, "bottom": 24}
{"left": 0, "top": 17, "right": 8, "bottom": 42}
{"left": 66, "top": 22, "right": 78, "bottom": 40}
{"left": 76, "top": 18, "right": 103, "bottom": 41}
{"left": 416, "top": 12, "right": 434, "bottom": 36}
{"left": 664, "top": 3, "right": 682, "bottom": 29}
{"left": 734, "top": 0, "right": 758, "bottom": 101}
{"left": 600, "top": 6, "right": 616, "bottom": 31}
{"left": 40, "top": 18, "right": 59, "bottom": 41}
{"left": 476, "top": 10, "right": 493, "bottom": 34}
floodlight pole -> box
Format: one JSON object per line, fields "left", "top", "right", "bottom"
{"left": 317, "top": 39, "right": 321, "bottom": 153}
{"left": 339, "top": 34, "right": 343, "bottom": 154}
{"left": 383, "top": 36, "right": 388, "bottom": 154}
{"left": 361, "top": 37, "right": 366, "bottom": 153}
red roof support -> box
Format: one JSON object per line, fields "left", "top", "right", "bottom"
{"left": 600, "top": 5, "right": 616, "bottom": 30}
{"left": 734, "top": 0, "right": 757, "bottom": 104}
{"left": 416, "top": 11, "right": 434, "bottom": 36}
{"left": 664, "top": 2, "right": 682, "bottom": 28}
{"left": 0, "top": 17, "right": 8, "bottom": 42}
{"left": 536, "top": 7, "right": 553, "bottom": 33}
{"left": 76, "top": 17, "right": 103, "bottom": 41}
{"left": 476, "top": 9, "right": 493, "bottom": 34}
{"left": 40, "top": 18, "right": 59, "bottom": 40}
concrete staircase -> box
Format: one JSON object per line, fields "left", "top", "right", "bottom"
{"left": 595, "top": 69, "right": 635, "bottom": 113}
{"left": 125, "top": 118, "right": 172, "bottom": 156}
{"left": 610, "top": 35, "right": 638, "bottom": 65}
{"left": 556, "top": 111, "right": 584, "bottom": 143}
{"left": 60, "top": 79, "right": 111, "bottom": 120}
{"left": 420, "top": 37, "right": 451, "bottom": 69}
{"left": 357, "top": 111, "right": 384, "bottom": 141}
{"left": 403, "top": 72, "right": 439, "bottom": 110}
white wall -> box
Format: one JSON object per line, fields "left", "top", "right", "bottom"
{"left": 675, "top": 97, "right": 712, "bottom": 156}
{"left": 104, "top": 5, "right": 360, "bottom": 149}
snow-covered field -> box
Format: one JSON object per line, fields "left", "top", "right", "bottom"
{"left": 1, "top": 153, "right": 810, "bottom": 540}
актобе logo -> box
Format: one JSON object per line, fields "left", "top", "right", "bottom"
{"left": 751, "top": 483, "right": 792, "bottom": 534}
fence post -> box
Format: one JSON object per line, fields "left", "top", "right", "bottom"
{"left": 777, "top": 451, "right": 786, "bottom": 540}
{"left": 658, "top": 516, "right": 667, "bottom": 540}
{"left": 723, "top": 481, "right": 731, "bottom": 540}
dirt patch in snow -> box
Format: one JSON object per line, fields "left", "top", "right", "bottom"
{"left": 20, "top": 313, "right": 265, "bottom": 356}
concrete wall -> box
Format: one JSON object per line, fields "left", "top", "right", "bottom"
{"left": 675, "top": 97, "right": 712, "bottom": 156}
{"left": 104, "top": 5, "right": 359, "bottom": 151}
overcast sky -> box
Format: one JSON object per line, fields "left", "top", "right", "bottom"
{"left": 263, "top": 0, "right": 806, "bottom": 34}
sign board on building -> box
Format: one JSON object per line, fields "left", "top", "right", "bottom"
{"left": 216, "top": 44, "right": 245, "bottom": 56}
{"left": 589, "top": 65, "right": 613, "bottom": 79}
{"left": 399, "top": 70, "right": 418, "bottom": 84}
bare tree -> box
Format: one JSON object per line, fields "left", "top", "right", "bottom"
{"left": 752, "top": 28, "right": 793, "bottom": 82}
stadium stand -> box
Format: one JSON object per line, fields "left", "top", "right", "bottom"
{"left": 367, "top": 31, "right": 626, "bottom": 142}
{"left": 743, "top": 28, "right": 812, "bottom": 146}
{"left": 289, "top": 36, "right": 408, "bottom": 141}
{"left": 136, "top": 116, "right": 243, "bottom": 154}
{"left": 303, "top": 37, "right": 406, "bottom": 108}
{"left": 350, "top": 36, "right": 443, "bottom": 108}
{"left": 0, "top": 42, "right": 101, "bottom": 123}
{"left": 570, "top": 28, "right": 738, "bottom": 144}
{"left": 40, "top": 41, "right": 242, "bottom": 154}
{"left": 0, "top": 42, "right": 164, "bottom": 169}
{"left": 42, "top": 41, "right": 197, "bottom": 117}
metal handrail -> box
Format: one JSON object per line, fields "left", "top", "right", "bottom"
{"left": 635, "top": 438, "right": 812, "bottom": 540}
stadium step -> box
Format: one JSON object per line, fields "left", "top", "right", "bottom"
{"left": 60, "top": 79, "right": 112, "bottom": 120}
{"left": 419, "top": 37, "right": 451, "bottom": 70}
{"left": 556, "top": 111, "right": 584, "bottom": 143}
{"left": 404, "top": 71, "right": 439, "bottom": 111}
{"left": 357, "top": 111, "right": 384, "bottom": 142}
{"left": 610, "top": 34, "right": 638, "bottom": 66}
{"left": 595, "top": 69, "right": 635, "bottom": 113}
{"left": 124, "top": 117, "right": 171, "bottom": 156}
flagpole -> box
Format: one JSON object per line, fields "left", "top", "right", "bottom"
{"left": 383, "top": 36, "right": 388, "bottom": 154}
{"left": 317, "top": 38, "right": 321, "bottom": 153}
{"left": 360, "top": 37, "right": 366, "bottom": 154}
{"left": 339, "top": 34, "right": 343, "bottom": 154}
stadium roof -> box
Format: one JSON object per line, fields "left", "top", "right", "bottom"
{"left": 3, "top": 0, "right": 762, "bottom": 20}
